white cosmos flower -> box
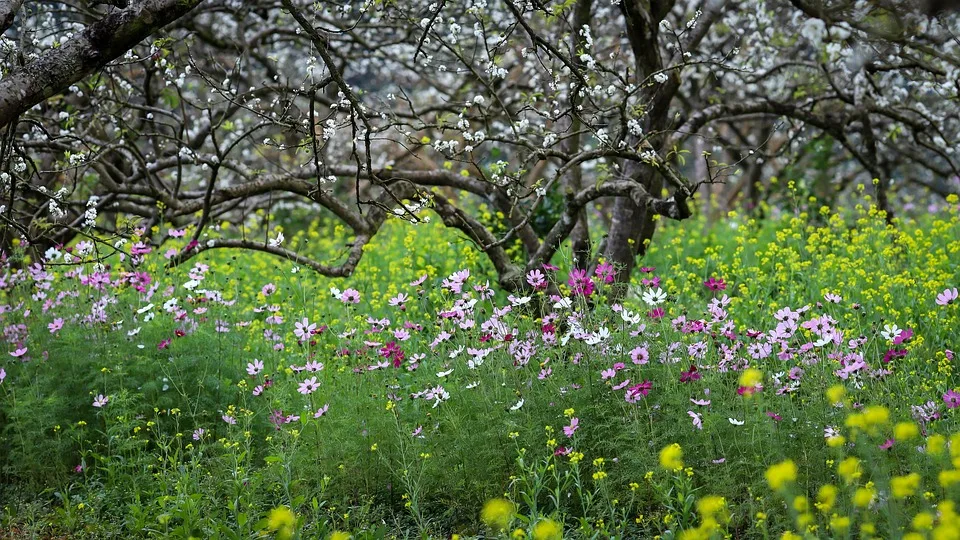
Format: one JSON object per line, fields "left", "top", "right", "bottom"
{"left": 620, "top": 310, "right": 641, "bottom": 325}
{"left": 553, "top": 298, "right": 573, "bottom": 310}
{"left": 268, "top": 231, "right": 284, "bottom": 247}
{"left": 642, "top": 287, "right": 667, "bottom": 306}
{"left": 728, "top": 418, "right": 745, "bottom": 426}
{"left": 436, "top": 369, "right": 453, "bottom": 378}
{"left": 881, "top": 323, "right": 901, "bottom": 341}
{"left": 584, "top": 327, "right": 610, "bottom": 345}
{"left": 509, "top": 398, "right": 525, "bottom": 411}
{"left": 509, "top": 295, "right": 531, "bottom": 306}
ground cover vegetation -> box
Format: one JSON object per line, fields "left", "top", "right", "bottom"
{"left": 1, "top": 0, "right": 959, "bottom": 537}
{"left": 1, "top": 195, "right": 959, "bottom": 538}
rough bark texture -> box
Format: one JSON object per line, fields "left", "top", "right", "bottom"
{"left": 0, "top": 0, "right": 23, "bottom": 34}
{"left": 0, "top": 0, "right": 205, "bottom": 128}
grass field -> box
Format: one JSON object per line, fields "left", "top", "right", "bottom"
{"left": 2, "top": 198, "right": 959, "bottom": 539}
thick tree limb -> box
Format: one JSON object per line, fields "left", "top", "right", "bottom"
{"left": 0, "top": 0, "right": 206, "bottom": 128}
{"left": 0, "top": 0, "right": 23, "bottom": 34}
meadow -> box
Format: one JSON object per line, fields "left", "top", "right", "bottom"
{"left": 2, "top": 196, "right": 960, "bottom": 539}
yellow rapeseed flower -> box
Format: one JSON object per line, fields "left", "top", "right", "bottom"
{"left": 481, "top": 498, "right": 515, "bottom": 531}
{"left": 266, "top": 506, "right": 296, "bottom": 540}
{"left": 891, "top": 473, "right": 922, "bottom": 498}
{"left": 826, "top": 435, "right": 846, "bottom": 448}
{"left": 928, "top": 434, "right": 947, "bottom": 456}
{"left": 895, "top": 422, "right": 919, "bottom": 441}
{"left": 914, "top": 512, "right": 935, "bottom": 530}
{"left": 939, "top": 469, "right": 960, "bottom": 488}
{"left": 826, "top": 385, "right": 846, "bottom": 404}
{"left": 696, "top": 495, "right": 726, "bottom": 519}
{"left": 328, "top": 532, "right": 351, "bottom": 540}
{"left": 816, "top": 484, "right": 838, "bottom": 513}
{"left": 837, "top": 457, "right": 862, "bottom": 483}
{"left": 659, "top": 443, "right": 684, "bottom": 471}
{"left": 739, "top": 368, "right": 763, "bottom": 388}
{"left": 765, "top": 460, "right": 797, "bottom": 492}
{"left": 532, "top": 519, "right": 562, "bottom": 540}
{"left": 854, "top": 485, "right": 875, "bottom": 508}
{"left": 829, "top": 514, "right": 851, "bottom": 531}
{"left": 863, "top": 405, "right": 890, "bottom": 426}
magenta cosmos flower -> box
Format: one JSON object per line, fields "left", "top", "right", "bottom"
{"left": 943, "top": 389, "right": 960, "bottom": 409}
{"left": 703, "top": 276, "right": 727, "bottom": 291}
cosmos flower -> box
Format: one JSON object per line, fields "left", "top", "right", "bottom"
{"left": 298, "top": 377, "right": 320, "bottom": 395}
{"left": 936, "top": 287, "right": 958, "bottom": 306}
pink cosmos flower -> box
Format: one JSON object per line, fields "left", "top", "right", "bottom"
{"left": 298, "top": 376, "right": 320, "bottom": 395}
{"left": 222, "top": 414, "right": 237, "bottom": 425}
{"left": 340, "top": 289, "right": 361, "bottom": 304}
{"left": 92, "top": 394, "right": 109, "bottom": 408}
{"left": 247, "top": 359, "right": 264, "bottom": 376}
{"left": 192, "top": 428, "right": 206, "bottom": 441}
{"left": 261, "top": 283, "right": 276, "bottom": 296}
{"left": 9, "top": 347, "right": 27, "bottom": 358}
{"left": 48, "top": 318, "right": 64, "bottom": 333}
{"left": 630, "top": 346, "right": 649, "bottom": 365}
{"left": 563, "top": 417, "right": 579, "bottom": 437}
{"left": 688, "top": 411, "right": 703, "bottom": 430}
{"left": 157, "top": 339, "right": 171, "bottom": 350}
{"left": 314, "top": 404, "right": 330, "bottom": 418}
{"left": 526, "top": 269, "right": 547, "bottom": 290}
{"left": 294, "top": 318, "right": 316, "bottom": 339}
{"left": 0, "top": 367, "right": 5, "bottom": 384}
{"left": 936, "top": 287, "right": 958, "bottom": 306}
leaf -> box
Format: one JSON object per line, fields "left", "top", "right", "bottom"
{"left": 161, "top": 89, "right": 180, "bottom": 109}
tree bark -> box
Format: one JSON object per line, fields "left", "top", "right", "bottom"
{"left": 0, "top": 0, "right": 206, "bottom": 128}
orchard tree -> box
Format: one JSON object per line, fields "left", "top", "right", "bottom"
{"left": 0, "top": 0, "right": 957, "bottom": 292}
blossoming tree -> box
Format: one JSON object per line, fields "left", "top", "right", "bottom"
{"left": 0, "top": 0, "right": 957, "bottom": 291}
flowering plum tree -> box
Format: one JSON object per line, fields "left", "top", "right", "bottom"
{"left": 0, "top": 0, "right": 957, "bottom": 291}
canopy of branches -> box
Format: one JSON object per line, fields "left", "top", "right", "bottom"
{"left": 0, "top": 0, "right": 957, "bottom": 288}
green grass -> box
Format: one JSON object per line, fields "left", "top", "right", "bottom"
{"left": 1, "top": 202, "right": 960, "bottom": 539}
